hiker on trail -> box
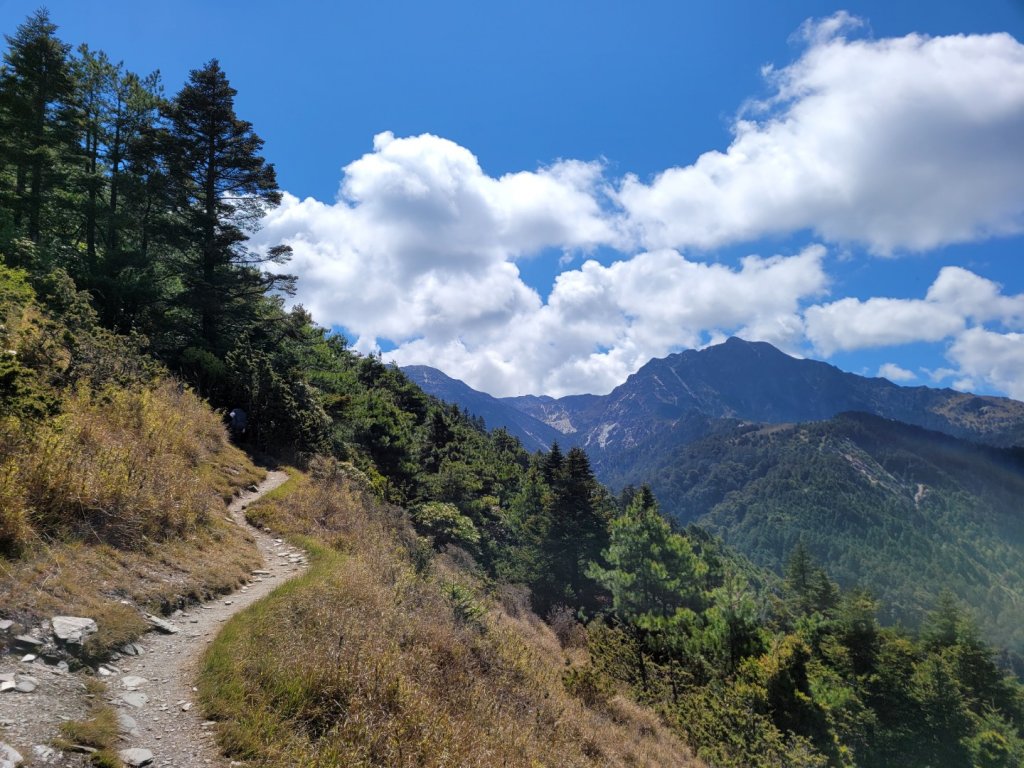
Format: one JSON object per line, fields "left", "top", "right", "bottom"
{"left": 228, "top": 407, "right": 248, "bottom": 440}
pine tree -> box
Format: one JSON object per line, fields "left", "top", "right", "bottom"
{"left": 547, "top": 446, "right": 609, "bottom": 608}
{"left": 0, "top": 9, "right": 77, "bottom": 258}
{"left": 162, "top": 59, "right": 293, "bottom": 353}
{"left": 588, "top": 489, "right": 706, "bottom": 628}
{"left": 784, "top": 540, "right": 838, "bottom": 618}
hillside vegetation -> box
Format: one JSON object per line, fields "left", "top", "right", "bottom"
{"left": 639, "top": 412, "right": 1024, "bottom": 654}
{"left": 201, "top": 470, "right": 698, "bottom": 768}
{"left": 1, "top": 11, "right": 1023, "bottom": 768}
{"left": 0, "top": 263, "right": 263, "bottom": 654}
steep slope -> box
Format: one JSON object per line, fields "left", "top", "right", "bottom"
{"left": 642, "top": 412, "right": 1024, "bottom": 652}
{"left": 403, "top": 365, "right": 565, "bottom": 451}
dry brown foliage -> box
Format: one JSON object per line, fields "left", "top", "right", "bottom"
{"left": 201, "top": 474, "right": 704, "bottom": 767}
{"left": 0, "top": 380, "right": 264, "bottom": 653}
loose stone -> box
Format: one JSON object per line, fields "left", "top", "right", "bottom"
{"left": 119, "top": 747, "right": 155, "bottom": 766}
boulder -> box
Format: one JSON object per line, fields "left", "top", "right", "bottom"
{"left": 51, "top": 616, "right": 97, "bottom": 644}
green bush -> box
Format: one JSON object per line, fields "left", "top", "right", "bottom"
{"left": 412, "top": 501, "right": 481, "bottom": 551}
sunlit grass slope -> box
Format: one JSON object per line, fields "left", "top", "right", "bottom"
{"left": 200, "top": 470, "right": 702, "bottom": 767}
{"left": 0, "top": 380, "right": 264, "bottom": 654}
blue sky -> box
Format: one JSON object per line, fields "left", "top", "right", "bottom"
{"left": 3, "top": 1, "right": 1023, "bottom": 398}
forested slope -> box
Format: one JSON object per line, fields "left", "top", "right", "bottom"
{"left": 638, "top": 413, "right": 1024, "bottom": 654}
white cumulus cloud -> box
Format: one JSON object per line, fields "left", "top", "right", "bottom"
{"left": 389, "top": 246, "right": 829, "bottom": 396}
{"left": 804, "top": 267, "right": 1024, "bottom": 356}
{"left": 252, "top": 17, "right": 1024, "bottom": 400}
{"left": 948, "top": 328, "right": 1024, "bottom": 400}
{"left": 877, "top": 363, "right": 917, "bottom": 382}
{"left": 617, "top": 18, "right": 1024, "bottom": 254}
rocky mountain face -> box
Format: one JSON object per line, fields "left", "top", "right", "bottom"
{"left": 406, "top": 337, "right": 1024, "bottom": 462}
{"left": 402, "top": 366, "right": 564, "bottom": 452}
{"left": 528, "top": 337, "right": 1024, "bottom": 452}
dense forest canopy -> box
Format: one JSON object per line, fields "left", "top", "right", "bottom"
{"left": 1, "top": 10, "right": 1023, "bottom": 767}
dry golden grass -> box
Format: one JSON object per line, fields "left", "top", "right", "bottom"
{"left": 0, "top": 379, "right": 265, "bottom": 655}
{"left": 8, "top": 381, "right": 247, "bottom": 548}
{"left": 200, "top": 474, "right": 704, "bottom": 767}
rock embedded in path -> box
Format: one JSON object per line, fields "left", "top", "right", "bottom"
{"left": 14, "top": 676, "right": 38, "bottom": 693}
{"left": 121, "top": 675, "right": 147, "bottom": 691}
{"left": 118, "top": 747, "right": 154, "bottom": 766}
{"left": 142, "top": 613, "right": 179, "bottom": 635}
{"left": 117, "top": 710, "right": 141, "bottom": 735}
{"left": 121, "top": 691, "right": 149, "bottom": 708}
{"left": 51, "top": 616, "right": 98, "bottom": 644}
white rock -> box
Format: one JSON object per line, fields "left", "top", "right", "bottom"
{"left": 15, "top": 678, "right": 37, "bottom": 693}
{"left": 0, "top": 742, "right": 23, "bottom": 768}
{"left": 31, "top": 744, "right": 55, "bottom": 762}
{"left": 121, "top": 691, "right": 149, "bottom": 708}
{"left": 50, "top": 616, "right": 97, "bottom": 644}
{"left": 118, "top": 748, "right": 154, "bottom": 766}
{"left": 116, "top": 711, "right": 141, "bottom": 738}
{"left": 0, "top": 682, "right": 14, "bottom": 693}
{"left": 19, "top": 655, "right": 35, "bottom": 663}
{"left": 121, "top": 675, "right": 147, "bottom": 690}
{"left": 0, "top": 620, "right": 13, "bottom": 632}
{"left": 142, "top": 613, "right": 179, "bottom": 634}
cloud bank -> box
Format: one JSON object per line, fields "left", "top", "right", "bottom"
{"left": 619, "top": 19, "right": 1024, "bottom": 254}
{"left": 254, "top": 16, "right": 1024, "bottom": 398}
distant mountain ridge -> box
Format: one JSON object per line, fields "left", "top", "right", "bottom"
{"left": 404, "top": 344, "right": 1024, "bottom": 653}
{"left": 402, "top": 365, "right": 564, "bottom": 452}
{"left": 405, "top": 337, "right": 1024, "bottom": 460}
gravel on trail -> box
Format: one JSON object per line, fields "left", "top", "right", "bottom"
{"left": 1, "top": 470, "right": 302, "bottom": 768}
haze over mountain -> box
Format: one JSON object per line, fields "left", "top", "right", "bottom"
{"left": 402, "top": 365, "right": 563, "bottom": 452}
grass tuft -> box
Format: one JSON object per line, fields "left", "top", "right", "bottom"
{"left": 54, "top": 679, "right": 123, "bottom": 767}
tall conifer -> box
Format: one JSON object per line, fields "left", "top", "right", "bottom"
{"left": 163, "top": 59, "right": 293, "bottom": 353}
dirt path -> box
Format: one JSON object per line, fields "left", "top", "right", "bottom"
{"left": 0, "top": 469, "right": 302, "bottom": 768}
{"left": 106, "top": 470, "right": 299, "bottom": 767}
